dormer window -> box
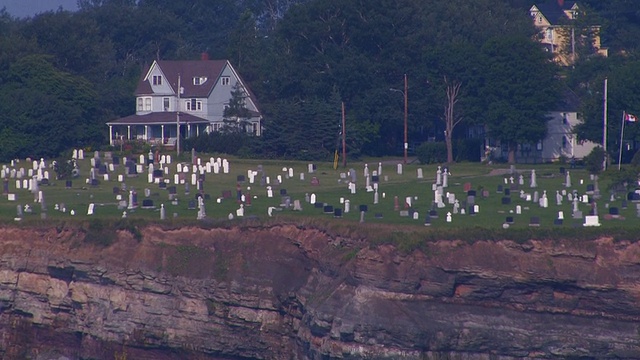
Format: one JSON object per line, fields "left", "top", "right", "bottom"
{"left": 193, "top": 77, "right": 208, "bottom": 85}
{"left": 152, "top": 75, "right": 162, "bottom": 86}
{"left": 221, "top": 76, "right": 230, "bottom": 86}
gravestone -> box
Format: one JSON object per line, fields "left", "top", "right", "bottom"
{"left": 188, "top": 200, "right": 197, "bottom": 210}
{"left": 141, "top": 199, "right": 154, "bottom": 209}
{"left": 323, "top": 205, "right": 334, "bottom": 214}
{"left": 506, "top": 216, "right": 514, "bottom": 224}
{"left": 496, "top": 185, "right": 503, "bottom": 193}
{"left": 359, "top": 204, "right": 368, "bottom": 212}
{"left": 375, "top": 213, "right": 383, "bottom": 219}
{"left": 501, "top": 197, "right": 511, "bottom": 205}
{"left": 554, "top": 219, "right": 563, "bottom": 226}
{"left": 529, "top": 216, "right": 540, "bottom": 227}
{"left": 334, "top": 208, "right": 343, "bottom": 218}
{"left": 314, "top": 202, "right": 324, "bottom": 209}
{"left": 504, "top": 188, "right": 511, "bottom": 196}
{"left": 311, "top": 177, "right": 320, "bottom": 186}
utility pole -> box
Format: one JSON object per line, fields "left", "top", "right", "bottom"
{"left": 342, "top": 102, "right": 347, "bottom": 167}
{"left": 389, "top": 74, "right": 409, "bottom": 165}
{"left": 403, "top": 73, "right": 408, "bottom": 165}
{"left": 176, "top": 75, "right": 181, "bottom": 157}
{"left": 603, "top": 77, "right": 608, "bottom": 170}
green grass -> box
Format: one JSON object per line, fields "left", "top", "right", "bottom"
{"left": 1, "top": 153, "right": 638, "bottom": 231}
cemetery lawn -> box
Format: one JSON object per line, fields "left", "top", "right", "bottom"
{"left": 1, "top": 154, "right": 638, "bottom": 231}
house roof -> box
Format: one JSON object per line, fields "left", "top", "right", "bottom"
{"left": 555, "top": 88, "right": 581, "bottom": 112}
{"left": 136, "top": 60, "right": 229, "bottom": 98}
{"left": 106, "top": 112, "right": 210, "bottom": 126}
{"left": 532, "top": 1, "right": 577, "bottom": 25}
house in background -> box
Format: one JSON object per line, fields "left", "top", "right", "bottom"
{"left": 540, "top": 89, "right": 597, "bottom": 161}
{"left": 529, "top": 0, "right": 607, "bottom": 65}
{"left": 488, "top": 90, "right": 597, "bottom": 163}
{"left": 107, "top": 54, "right": 262, "bottom": 146}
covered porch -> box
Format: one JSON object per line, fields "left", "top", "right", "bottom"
{"left": 106, "top": 112, "right": 210, "bottom": 146}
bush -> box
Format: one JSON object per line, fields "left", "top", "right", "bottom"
{"left": 583, "top": 146, "right": 605, "bottom": 174}
{"left": 416, "top": 142, "right": 446, "bottom": 164}
{"left": 454, "top": 138, "right": 482, "bottom": 162}
{"left": 182, "top": 132, "right": 251, "bottom": 155}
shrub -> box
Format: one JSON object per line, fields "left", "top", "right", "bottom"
{"left": 416, "top": 142, "right": 446, "bottom": 164}
{"left": 584, "top": 146, "right": 606, "bottom": 174}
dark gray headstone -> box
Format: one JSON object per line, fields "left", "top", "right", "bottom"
{"left": 188, "top": 200, "right": 196, "bottom": 210}
{"left": 359, "top": 204, "right": 368, "bottom": 212}
{"left": 504, "top": 188, "right": 511, "bottom": 196}
{"left": 529, "top": 216, "right": 540, "bottom": 226}
{"left": 506, "top": 216, "right": 514, "bottom": 224}
{"left": 323, "top": 205, "right": 334, "bottom": 214}
{"left": 554, "top": 219, "right": 563, "bottom": 225}
{"left": 501, "top": 197, "right": 511, "bottom": 205}
{"left": 334, "top": 208, "right": 342, "bottom": 218}
{"left": 497, "top": 185, "right": 503, "bottom": 193}
{"left": 609, "top": 207, "right": 619, "bottom": 215}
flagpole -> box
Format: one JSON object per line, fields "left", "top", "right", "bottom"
{"left": 618, "top": 111, "right": 626, "bottom": 170}
{"left": 603, "top": 78, "right": 608, "bottom": 171}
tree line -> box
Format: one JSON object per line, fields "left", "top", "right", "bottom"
{"left": 0, "top": 0, "right": 639, "bottom": 163}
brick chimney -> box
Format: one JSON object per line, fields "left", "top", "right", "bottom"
{"left": 201, "top": 52, "right": 209, "bottom": 61}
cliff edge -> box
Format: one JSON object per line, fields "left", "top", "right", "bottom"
{"left": 0, "top": 223, "right": 639, "bottom": 359}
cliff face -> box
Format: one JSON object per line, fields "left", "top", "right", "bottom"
{"left": 1, "top": 224, "right": 640, "bottom": 359}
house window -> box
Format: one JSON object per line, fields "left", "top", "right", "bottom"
{"left": 186, "top": 99, "right": 202, "bottom": 111}
{"left": 137, "top": 98, "right": 143, "bottom": 111}
{"left": 562, "top": 113, "right": 568, "bottom": 124}
{"left": 193, "top": 77, "right": 207, "bottom": 85}
{"left": 536, "top": 141, "right": 543, "bottom": 151}
{"left": 144, "top": 97, "right": 151, "bottom": 111}
{"left": 152, "top": 75, "right": 162, "bottom": 86}
{"left": 252, "top": 123, "right": 257, "bottom": 135}
{"left": 221, "top": 76, "right": 230, "bottom": 86}
{"left": 163, "top": 97, "right": 170, "bottom": 111}
{"left": 546, "top": 29, "right": 553, "bottom": 41}
{"left": 213, "top": 123, "right": 220, "bottom": 132}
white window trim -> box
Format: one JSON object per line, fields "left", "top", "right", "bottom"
{"left": 152, "top": 75, "right": 162, "bottom": 86}
{"left": 221, "top": 76, "right": 230, "bottom": 86}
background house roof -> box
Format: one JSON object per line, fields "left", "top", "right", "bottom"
{"left": 106, "top": 112, "right": 210, "bottom": 126}
{"left": 554, "top": 88, "right": 581, "bottom": 112}
{"left": 135, "top": 60, "right": 228, "bottom": 98}
{"left": 533, "top": 1, "right": 577, "bottom": 25}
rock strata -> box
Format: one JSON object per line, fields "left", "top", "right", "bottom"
{"left": 0, "top": 225, "right": 638, "bottom": 359}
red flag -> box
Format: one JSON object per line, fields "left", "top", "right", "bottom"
{"left": 625, "top": 112, "right": 638, "bottom": 122}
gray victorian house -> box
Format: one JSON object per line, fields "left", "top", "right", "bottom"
{"left": 107, "top": 54, "right": 262, "bottom": 147}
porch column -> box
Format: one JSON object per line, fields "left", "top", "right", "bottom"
{"left": 196, "top": 125, "right": 200, "bottom": 137}
{"left": 127, "top": 125, "right": 131, "bottom": 140}
{"left": 187, "top": 124, "right": 191, "bottom": 137}
{"left": 161, "top": 125, "right": 165, "bottom": 144}
{"left": 109, "top": 125, "right": 113, "bottom": 146}
{"left": 144, "top": 125, "right": 148, "bottom": 141}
